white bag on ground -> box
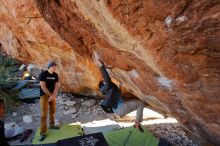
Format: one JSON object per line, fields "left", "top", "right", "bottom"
{"left": 4, "top": 122, "right": 25, "bottom": 138}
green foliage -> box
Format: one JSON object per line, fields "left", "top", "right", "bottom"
{"left": 0, "top": 57, "right": 19, "bottom": 110}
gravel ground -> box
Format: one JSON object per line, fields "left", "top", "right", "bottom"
{"left": 4, "top": 92, "right": 197, "bottom": 146}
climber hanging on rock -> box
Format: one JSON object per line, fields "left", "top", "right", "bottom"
{"left": 93, "top": 52, "right": 145, "bottom": 132}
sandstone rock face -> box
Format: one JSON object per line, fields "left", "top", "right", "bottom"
{"left": 0, "top": 0, "right": 102, "bottom": 96}
{"left": 0, "top": 0, "right": 219, "bottom": 145}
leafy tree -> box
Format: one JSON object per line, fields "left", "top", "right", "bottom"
{"left": 0, "top": 57, "right": 19, "bottom": 110}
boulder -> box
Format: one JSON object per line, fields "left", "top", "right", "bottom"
{"left": 0, "top": 0, "right": 219, "bottom": 145}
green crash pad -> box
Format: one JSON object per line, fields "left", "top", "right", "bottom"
{"left": 32, "top": 124, "right": 83, "bottom": 145}
{"left": 104, "top": 126, "right": 159, "bottom": 146}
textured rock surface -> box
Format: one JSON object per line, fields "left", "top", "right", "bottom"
{"left": 0, "top": 0, "right": 104, "bottom": 96}
{"left": 0, "top": 0, "right": 219, "bottom": 145}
